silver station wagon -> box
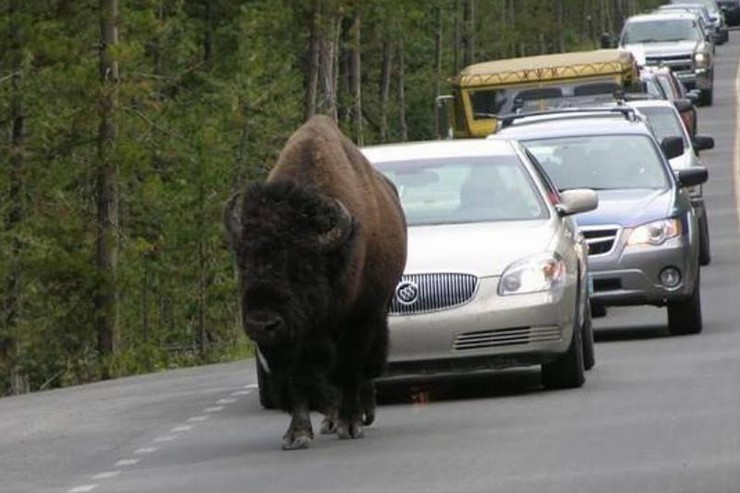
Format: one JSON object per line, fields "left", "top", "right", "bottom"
{"left": 363, "top": 139, "right": 598, "bottom": 389}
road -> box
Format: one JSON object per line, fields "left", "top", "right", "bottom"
{"left": 2, "top": 40, "right": 740, "bottom": 493}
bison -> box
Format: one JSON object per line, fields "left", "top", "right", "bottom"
{"left": 224, "top": 115, "right": 407, "bottom": 450}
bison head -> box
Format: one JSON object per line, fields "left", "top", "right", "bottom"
{"left": 225, "top": 180, "right": 354, "bottom": 349}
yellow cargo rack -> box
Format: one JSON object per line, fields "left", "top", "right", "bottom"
{"left": 453, "top": 49, "right": 638, "bottom": 88}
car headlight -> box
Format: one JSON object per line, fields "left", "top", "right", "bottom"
{"left": 626, "top": 218, "right": 682, "bottom": 247}
{"left": 694, "top": 52, "right": 707, "bottom": 67}
{"left": 499, "top": 253, "right": 567, "bottom": 296}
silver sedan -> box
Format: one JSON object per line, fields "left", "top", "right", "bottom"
{"left": 362, "top": 139, "right": 598, "bottom": 389}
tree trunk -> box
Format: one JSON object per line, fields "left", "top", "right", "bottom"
{"left": 304, "top": 0, "right": 320, "bottom": 120}
{"left": 203, "top": 0, "right": 214, "bottom": 68}
{"left": 317, "top": 11, "right": 338, "bottom": 122}
{"left": 453, "top": 0, "right": 461, "bottom": 72}
{"left": 95, "top": 0, "right": 120, "bottom": 359}
{"left": 2, "top": 0, "right": 27, "bottom": 395}
{"left": 379, "top": 38, "right": 392, "bottom": 142}
{"left": 397, "top": 38, "right": 407, "bottom": 142}
{"left": 433, "top": 6, "right": 443, "bottom": 133}
{"left": 349, "top": 10, "right": 362, "bottom": 145}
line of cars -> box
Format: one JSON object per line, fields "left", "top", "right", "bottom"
{"left": 354, "top": 5, "right": 720, "bottom": 395}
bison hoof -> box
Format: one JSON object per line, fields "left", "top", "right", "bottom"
{"left": 320, "top": 416, "right": 337, "bottom": 435}
{"left": 336, "top": 420, "right": 364, "bottom": 440}
{"left": 362, "top": 409, "right": 375, "bottom": 426}
{"left": 282, "top": 430, "right": 313, "bottom": 450}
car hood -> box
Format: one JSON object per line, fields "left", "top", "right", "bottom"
{"left": 625, "top": 41, "right": 698, "bottom": 60}
{"left": 405, "top": 220, "right": 555, "bottom": 277}
{"left": 574, "top": 189, "right": 673, "bottom": 228}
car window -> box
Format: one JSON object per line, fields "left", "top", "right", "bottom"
{"left": 375, "top": 156, "right": 548, "bottom": 226}
{"left": 524, "top": 134, "right": 670, "bottom": 191}
{"left": 643, "top": 77, "right": 668, "bottom": 98}
{"left": 636, "top": 106, "right": 690, "bottom": 147}
{"left": 621, "top": 19, "right": 702, "bottom": 43}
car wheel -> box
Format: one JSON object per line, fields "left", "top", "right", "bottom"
{"left": 256, "top": 358, "right": 278, "bottom": 410}
{"left": 542, "top": 317, "right": 585, "bottom": 389}
{"left": 667, "top": 269, "right": 703, "bottom": 335}
{"left": 700, "top": 88, "right": 713, "bottom": 106}
{"left": 582, "top": 302, "right": 596, "bottom": 371}
{"left": 699, "top": 212, "right": 711, "bottom": 266}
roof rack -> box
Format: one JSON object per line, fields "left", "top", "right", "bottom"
{"left": 497, "top": 106, "right": 640, "bottom": 130}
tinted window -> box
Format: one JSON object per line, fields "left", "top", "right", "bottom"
{"left": 375, "top": 156, "right": 548, "bottom": 226}
{"left": 637, "top": 106, "right": 690, "bottom": 146}
{"left": 524, "top": 135, "right": 670, "bottom": 191}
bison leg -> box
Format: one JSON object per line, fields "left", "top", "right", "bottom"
{"left": 359, "top": 379, "right": 376, "bottom": 426}
{"left": 336, "top": 380, "right": 364, "bottom": 440}
{"left": 282, "top": 379, "right": 314, "bottom": 450}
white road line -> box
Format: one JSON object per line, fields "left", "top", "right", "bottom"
{"left": 91, "top": 471, "right": 121, "bottom": 480}
{"left": 244, "top": 383, "right": 258, "bottom": 389}
{"left": 230, "top": 390, "right": 252, "bottom": 396}
{"left": 134, "top": 446, "right": 159, "bottom": 455}
{"left": 171, "top": 424, "right": 193, "bottom": 432}
{"left": 735, "top": 62, "right": 740, "bottom": 231}
{"left": 68, "top": 486, "right": 98, "bottom": 493}
{"left": 187, "top": 415, "right": 209, "bottom": 423}
{"left": 153, "top": 435, "right": 178, "bottom": 443}
{"left": 114, "top": 459, "right": 140, "bottom": 467}
{"left": 204, "top": 406, "right": 224, "bottom": 412}
{"left": 216, "top": 398, "right": 237, "bottom": 405}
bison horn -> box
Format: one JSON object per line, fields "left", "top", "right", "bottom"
{"left": 224, "top": 192, "right": 244, "bottom": 250}
{"left": 317, "top": 199, "right": 353, "bottom": 252}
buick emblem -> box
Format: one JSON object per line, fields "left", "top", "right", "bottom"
{"left": 395, "top": 280, "right": 420, "bottom": 306}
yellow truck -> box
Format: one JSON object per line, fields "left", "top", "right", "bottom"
{"left": 438, "top": 49, "right": 640, "bottom": 138}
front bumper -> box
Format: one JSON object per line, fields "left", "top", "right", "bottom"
{"left": 589, "top": 233, "right": 698, "bottom": 307}
{"left": 385, "top": 276, "right": 578, "bottom": 376}
{"left": 677, "top": 68, "right": 712, "bottom": 91}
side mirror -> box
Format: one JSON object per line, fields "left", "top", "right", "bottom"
{"left": 676, "top": 167, "right": 708, "bottom": 188}
{"left": 686, "top": 89, "right": 701, "bottom": 104}
{"left": 661, "top": 136, "right": 684, "bottom": 160}
{"left": 435, "top": 95, "right": 454, "bottom": 140}
{"left": 674, "top": 99, "right": 693, "bottom": 112}
{"left": 693, "top": 135, "right": 714, "bottom": 152}
{"left": 600, "top": 32, "right": 614, "bottom": 49}
{"left": 557, "top": 189, "right": 599, "bottom": 216}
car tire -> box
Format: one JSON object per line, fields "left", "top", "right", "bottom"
{"left": 256, "top": 358, "right": 278, "bottom": 410}
{"left": 699, "top": 212, "right": 711, "bottom": 266}
{"left": 700, "top": 88, "right": 713, "bottom": 106}
{"left": 542, "top": 317, "right": 585, "bottom": 389}
{"left": 582, "top": 302, "right": 596, "bottom": 371}
{"left": 667, "top": 269, "right": 703, "bottom": 335}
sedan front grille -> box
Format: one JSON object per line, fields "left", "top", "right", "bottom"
{"left": 390, "top": 273, "right": 478, "bottom": 315}
{"left": 453, "top": 326, "right": 562, "bottom": 351}
{"left": 580, "top": 225, "right": 621, "bottom": 256}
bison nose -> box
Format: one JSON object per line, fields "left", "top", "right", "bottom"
{"left": 245, "top": 313, "right": 285, "bottom": 344}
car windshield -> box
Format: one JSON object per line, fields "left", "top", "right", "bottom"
{"left": 469, "top": 79, "right": 622, "bottom": 119}
{"left": 661, "top": 5, "right": 710, "bottom": 22}
{"left": 621, "top": 19, "right": 702, "bottom": 43}
{"left": 524, "top": 135, "right": 670, "bottom": 191}
{"left": 375, "top": 155, "right": 548, "bottom": 226}
{"left": 637, "top": 106, "right": 690, "bottom": 147}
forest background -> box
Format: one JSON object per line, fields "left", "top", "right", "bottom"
{"left": 0, "top": 0, "right": 662, "bottom": 396}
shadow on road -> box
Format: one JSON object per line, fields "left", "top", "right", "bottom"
{"left": 377, "top": 368, "right": 543, "bottom": 406}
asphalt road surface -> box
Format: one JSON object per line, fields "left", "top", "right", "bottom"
{"left": 3, "top": 41, "right": 740, "bottom": 493}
